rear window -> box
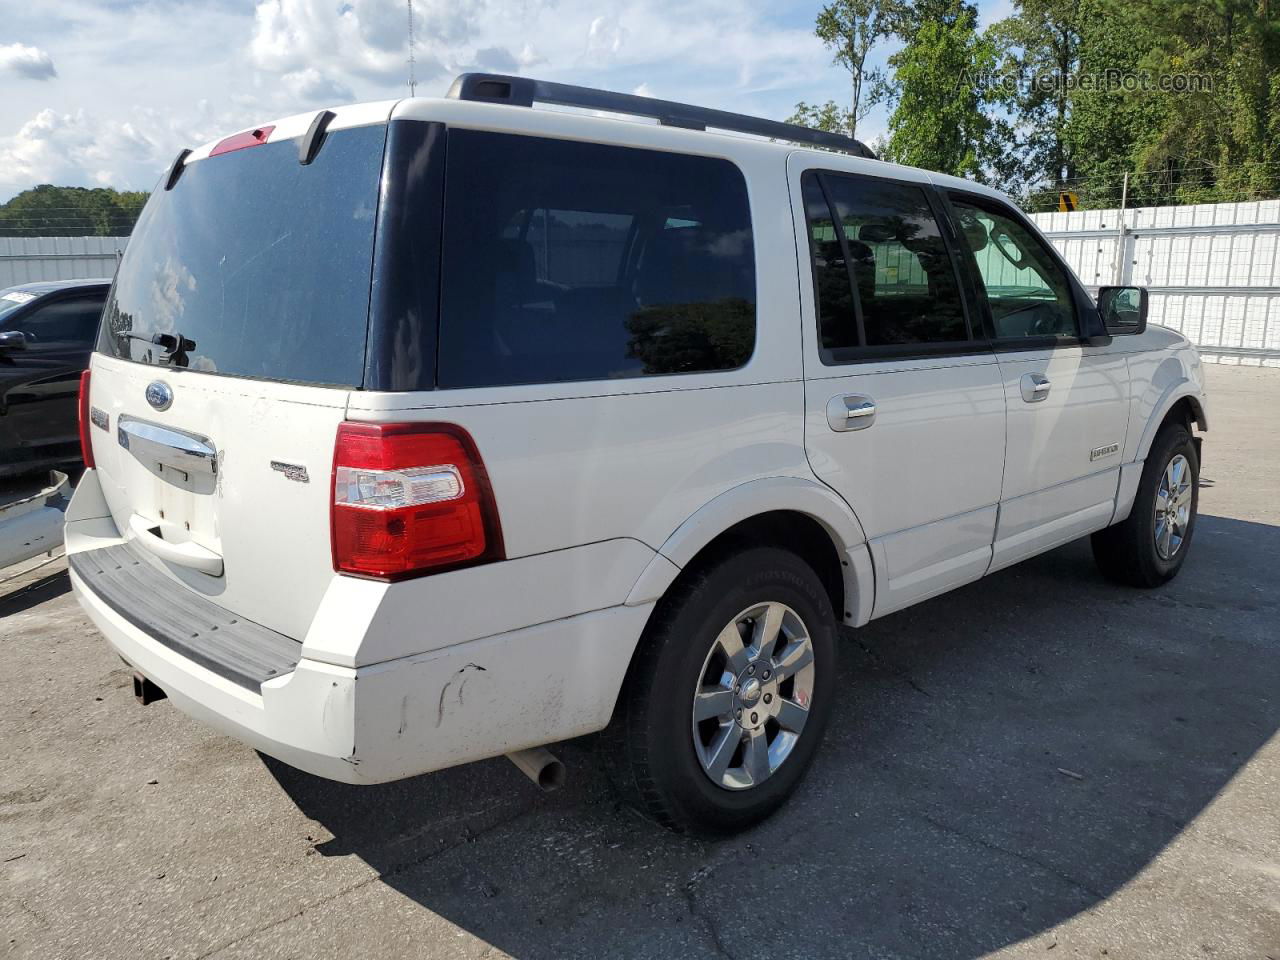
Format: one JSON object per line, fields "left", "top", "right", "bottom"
{"left": 98, "top": 125, "right": 387, "bottom": 386}
{"left": 802, "top": 171, "right": 971, "bottom": 361}
{"left": 437, "top": 131, "right": 756, "bottom": 389}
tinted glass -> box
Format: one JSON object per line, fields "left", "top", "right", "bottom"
{"left": 517, "top": 208, "right": 633, "bottom": 286}
{"left": 801, "top": 175, "right": 861, "bottom": 352}
{"left": 438, "top": 131, "right": 756, "bottom": 388}
{"left": 98, "top": 125, "right": 386, "bottom": 386}
{"left": 809, "top": 174, "right": 967, "bottom": 358}
{"left": 951, "top": 200, "right": 1077, "bottom": 339}
{"left": 19, "top": 295, "right": 104, "bottom": 343}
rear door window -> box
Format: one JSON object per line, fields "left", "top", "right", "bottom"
{"left": 801, "top": 171, "right": 974, "bottom": 362}
{"left": 437, "top": 131, "right": 756, "bottom": 388}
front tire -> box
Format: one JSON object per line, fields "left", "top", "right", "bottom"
{"left": 1092, "top": 422, "right": 1199, "bottom": 587}
{"left": 603, "top": 547, "right": 837, "bottom": 836}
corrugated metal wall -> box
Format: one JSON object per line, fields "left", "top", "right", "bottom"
{"left": 1030, "top": 200, "right": 1280, "bottom": 366}
{"left": 0, "top": 236, "right": 127, "bottom": 288}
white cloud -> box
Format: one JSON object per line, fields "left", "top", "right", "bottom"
{"left": 279, "top": 68, "right": 355, "bottom": 105}
{"left": 0, "top": 0, "right": 877, "bottom": 203}
{"left": 474, "top": 46, "right": 518, "bottom": 72}
{"left": 585, "top": 15, "right": 628, "bottom": 62}
{"left": 249, "top": 0, "right": 464, "bottom": 83}
{"left": 0, "top": 43, "right": 57, "bottom": 81}
{"left": 0, "top": 109, "right": 160, "bottom": 197}
{"left": 516, "top": 42, "right": 546, "bottom": 69}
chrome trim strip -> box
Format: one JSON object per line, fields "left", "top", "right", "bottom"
{"left": 117, "top": 415, "right": 218, "bottom": 475}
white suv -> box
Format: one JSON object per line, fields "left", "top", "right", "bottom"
{"left": 67, "top": 75, "right": 1207, "bottom": 835}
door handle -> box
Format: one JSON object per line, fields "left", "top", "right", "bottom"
{"left": 826, "top": 394, "right": 877, "bottom": 432}
{"left": 118, "top": 416, "right": 218, "bottom": 476}
{"left": 1020, "top": 374, "right": 1051, "bottom": 403}
{"left": 128, "top": 514, "right": 224, "bottom": 577}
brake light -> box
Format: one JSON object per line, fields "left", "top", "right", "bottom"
{"left": 209, "top": 125, "right": 275, "bottom": 157}
{"left": 331, "top": 422, "right": 504, "bottom": 580}
{"left": 78, "top": 369, "right": 94, "bottom": 469}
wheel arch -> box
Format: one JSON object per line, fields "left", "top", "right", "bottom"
{"left": 625, "top": 476, "right": 874, "bottom": 628}
{"left": 1114, "top": 384, "right": 1207, "bottom": 525}
{"left": 1135, "top": 382, "right": 1208, "bottom": 465}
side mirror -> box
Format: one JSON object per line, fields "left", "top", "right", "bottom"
{"left": 1097, "top": 286, "right": 1148, "bottom": 335}
{"left": 0, "top": 330, "right": 26, "bottom": 351}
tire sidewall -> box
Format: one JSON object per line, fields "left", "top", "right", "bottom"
{"left": 640, "top": 547, "right": 837, "bottom": 834}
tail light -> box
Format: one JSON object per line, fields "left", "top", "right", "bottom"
{"left": 331, "top": 422, "right": 504, "bottom": 580}
{"left": 78, "top": 369, "right": 95, "bottom": 469}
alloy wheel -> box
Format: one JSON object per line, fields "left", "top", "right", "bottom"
{"left": 690, "top": 602, "right": 816, "bottom": 791}
{"left": 1154, "top": 452, "right": 1194, "bottom": 560}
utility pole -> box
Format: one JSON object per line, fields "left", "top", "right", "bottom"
{"left": 406, "top": 0, "right": 417, "bottom": 97}
{"left": 1114, "top": 171, "right": 1129, "bottom": 284}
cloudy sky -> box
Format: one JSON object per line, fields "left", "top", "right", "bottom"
{"left": 0, "top": 0, "right": 1009, "bottom": 203}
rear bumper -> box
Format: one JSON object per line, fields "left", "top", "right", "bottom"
{"left": 72, "top": 567, "right": 366, "bottom": 780}
{"left": 73, "top": 565, "right": 651, "bottom": 783}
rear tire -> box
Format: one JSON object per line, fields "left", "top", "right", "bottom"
{"left": 602, "top": 547, "right": 837, "bottom": 836}
{"left": 1091, "top": 422, "right": 1199, "bottom": 588}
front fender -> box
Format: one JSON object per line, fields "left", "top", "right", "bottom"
{"left": 623, "top": 475, "right": 876, "bottom": 627}
{"left": 1134, "top": 376, "right": 1208, "bottom": 465}
{"left": 1112, "top": 359, "right": 1207, "bottom": 526}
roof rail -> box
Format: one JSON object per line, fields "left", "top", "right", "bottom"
{"left": 444, "top": 73, "right": 877, "bottom": 160}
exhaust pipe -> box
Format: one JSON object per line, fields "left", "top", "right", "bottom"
{"left": 133, "top": 673, "right": 167, "bottom": 706}
{"left": 506, "top": 747, "right": 565, "bottom": 791}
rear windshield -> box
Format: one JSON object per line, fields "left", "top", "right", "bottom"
{"left": 98, "top": 124, "right": 386, "bottom": 386}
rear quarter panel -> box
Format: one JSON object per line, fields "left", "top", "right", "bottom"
{"left": 346, "top": 136, "right": 811, "bottom": 645}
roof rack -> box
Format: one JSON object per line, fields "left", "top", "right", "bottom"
{"left": 445, "top": 73, "right": 877, "bottom": 160}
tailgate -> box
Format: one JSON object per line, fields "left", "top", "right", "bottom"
{"left": 87, "top": 354, "right": 349, "bottom": 640}
{"left": 81, "top": 110, "right": 390, "bottom": 640}
{"left": 87, "top": 353, "right": 348, "bottom": 640}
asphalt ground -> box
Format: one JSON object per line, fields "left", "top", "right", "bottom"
{"left": 2, "top": 363, "right": 1277, "bottom": 959}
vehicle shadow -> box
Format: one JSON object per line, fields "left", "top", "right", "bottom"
{"left": 263, "top": 513, "right": 1280, "bottom": 959}
{"left": 0, "top": 568, "right": 71, "bottom": 616}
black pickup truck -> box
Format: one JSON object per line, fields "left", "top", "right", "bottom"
{"left": 0, "top": 278, "right": 110, "bottom": 480}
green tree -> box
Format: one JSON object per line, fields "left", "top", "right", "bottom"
{"left": 0, "top": 185, "right": 148, "bottom": 237}
{"left": 995, "top": 0, "right": 1280, "bottom": 209}
{"left": 786, "top": 99, "right": 855, "bottom": 135}
{"left": 1132, "top": 0, "right": 1280, "bottom": 204}
{"left": 989, "top": 0, "right": 1086, "bottom": 189}
{"left": 1057, "top": 0, "right": 1156, "bottom": 205}
{"left": 880, "top": 0, "right": 1016, "bottom": 183}
{"left": 797, "top": 0, "right": 902, "bottom": 139}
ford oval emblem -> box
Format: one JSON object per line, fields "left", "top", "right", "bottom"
{"left": 145, "top": 380, "right": 173, "bottom": 411}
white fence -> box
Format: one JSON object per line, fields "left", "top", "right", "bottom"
{"left": 1031, "top": 200, "right": 1280, "bottom": 366}
{"left": 0, "top": 236, "right": 127, "bottom": 288}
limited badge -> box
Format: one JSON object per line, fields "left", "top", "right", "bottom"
{"left": 270, "top": 461, "right": 310, "bottom": 483}
{"left": 1090, "top": 442, "right": 1120, "bottom": 461}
